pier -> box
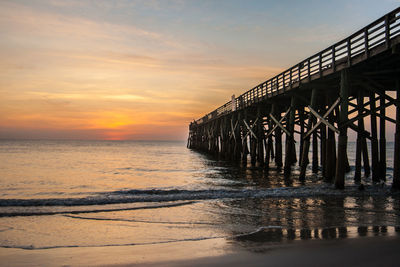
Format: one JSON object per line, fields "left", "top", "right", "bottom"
{"left": 188, "top": 7, "right": 400, "bottom": 189}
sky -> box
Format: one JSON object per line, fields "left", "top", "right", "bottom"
{"left": 0, "top": 0, "right": 399, "bottom": 140}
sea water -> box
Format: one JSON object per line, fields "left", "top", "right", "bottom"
{"left": 0, "top": 140, "right": 399, "bottom": 257}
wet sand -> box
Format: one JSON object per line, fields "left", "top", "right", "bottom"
{"left": 125, "top": 236, "right": 400, "bottom": 267}
{"left": 1, "top": 236, "right": 400, "bottom": 266}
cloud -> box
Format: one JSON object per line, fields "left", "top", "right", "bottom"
{"left": 0, "top": 1, "right": 179, "bottom": 51}
{"left": 102, "top": 94, "right": 146, "bottom": 101}
{"left": 7, "top": 0, "right": 391, "bottom": 140}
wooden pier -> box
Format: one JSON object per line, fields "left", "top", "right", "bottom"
{"left": 188, "top": 7, "right": 400, "bottom": 189}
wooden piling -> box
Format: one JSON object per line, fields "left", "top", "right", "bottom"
{"left": 275, "top": 109, "right": 283, "bottom": 169}
{"left": 234, "top": 112, "right": 243, "bottom": 161}
{"left": 312, "top": 127, "right": 319, "bottom": 173}
{"left": 226, "top": 116, "right": 233, "bottom": 160}
{"left": 362, "top": 134, "right": 371, "bottom": 177}
{"left": 393, "top": 80, "right": 400, "bottom": 189}
{"left": 257, "top": 108, "right": 265, "bottom": 166}
{"left": 231, "top": 115, "right": 237, "bottom": 160}
{"left": 265, "top": 116, "right": 272, "bottom": 170}
{"left": 321, "top": 124, "right": 327, "bottom": 177}
{"left": 213, "top": 121, "right": 219, "bottom": 155}
{"left": 335, "top": 70, "right": 349, "bottom": 189}
{"left": 370, "top": 92, "right": 380, "bottom": 183}
{"left": 242, "top": 126, "right": 249, "bottom": 164}
{"left": 270, "top": 135, "right": 275, "bottom": 160}
{"left": 354, "top": 91, "right": 363, "bottom": 182}
{"left": 325, "top": 102, "right": 337, "bottom": 182}
{"left": 284, "top": 97, "right": 296, "bottom": 178}
{"left": 299, "top": 107, "right": 305, "bottom": 166}
{"left": 250, "top": 120, "right": 257, "bottom": 166}
{"left": 379, "top": 93, "right": 386, "bottom": 181}
{"left": 345, "top": 147, "right": 351, "bottom": 173}
{"left": 355, "top": 95, "right": 371, "bottom": 178}
{"left": 224, "top": 117, "right": 230, "bottom": 159}
{"left": 219, "top": 118, "right": 225, "bottom": 158}
{"left": 300, "top": 89, "right": 318, "bottom": 180}
{"left": 291, "top": 134, "right": 297, "bottom": 165}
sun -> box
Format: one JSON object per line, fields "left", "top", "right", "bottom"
{"left": 90, "top": 111, "right": 136, "bottom": 130}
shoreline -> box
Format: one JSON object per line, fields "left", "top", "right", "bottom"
{"left": 118, "top": 235, "right": 400, "bottom": 267}
{"left": 1, "top": 235, "right": 400, "bottom": 266}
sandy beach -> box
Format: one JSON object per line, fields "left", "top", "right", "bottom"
{"left": 138, "top": 236, "right": 400, "bottom": 267}
{"left": 144, "top": 236, "right": 400, "bottom": 267}
{"left": 1, "top": 235, "right": 400, "bottom": 266}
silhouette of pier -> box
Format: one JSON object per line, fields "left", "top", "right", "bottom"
{"left": 188, "top": 7, "right": 400, "bottom": 189}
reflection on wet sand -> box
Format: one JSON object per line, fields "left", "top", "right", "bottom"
{"left": 211, "top": 191, "right": 400, "bottom": 251}
{"left": 234, "top": 225, "right": 399, "bottom": 244}
{"left": 197, "top": 152, "right": 400, "bottom": 249}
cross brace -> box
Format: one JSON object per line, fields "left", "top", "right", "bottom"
{"left": 266, "top": 107, "right": 291, "bottom": 138}
{"left": 243, "top": 118, "right": 258, "bottom": 141}
{"left": 229, "top": 120, "right": 238, "bottom": 140}
{"left": 304, "top": 97, "right": 341, "bottom": 140}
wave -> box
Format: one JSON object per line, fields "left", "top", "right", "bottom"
{"left": 0, "top": 184, "right": 398, "bottom": 217}
{"left": 0, "top": 201, "right": 196, "bottom": 217}
{"left": 64, "top": 214, "right": 216, "bottom": 225}
{"left": 0, "top": 235, "right": 228, "bottom": 250}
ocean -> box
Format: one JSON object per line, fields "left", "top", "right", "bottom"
{"left": 0, "top": 140, "right": 399, "bottom": 265}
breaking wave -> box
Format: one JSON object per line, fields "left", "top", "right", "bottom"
{"left": 0, "top": 184, "right": 398, "bottom": 217}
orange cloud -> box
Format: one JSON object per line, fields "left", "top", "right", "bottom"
{"left": 0, "top": 1, "right": 295, "bottom": 140}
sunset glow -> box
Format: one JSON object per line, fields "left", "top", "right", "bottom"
{"left": 0, "top": 0, "right": 398, "bottom": 140}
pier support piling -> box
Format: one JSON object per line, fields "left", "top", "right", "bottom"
{"left": 265, "top": 116, "right": 272, "bottom": 170}
{"left": 321, "top": 124, "right": 327, "bottom": 177}
{"left": 393, "top": 80, "right": 400, "bottom": 189}
{"left": 284, "top": 97, "right": 296, "bottom": 178}
{"left": 256, "top": 108, "right": 265, "bottom": 166}
{"left": 354, "top": 91, "right": 363, "bottom": 182}
{"left": 299, "top": 107, "right": 305, "bottom": 166}
{"left": 325, "top": 101, "right": 337, "bottom": 182}
{"left": 370, "top": 92, "right": 380, "bottom": 183}
{"left": 335, "top": 70, "right": 349, "bottom": 189}
{"left": 312, "top": 126, "right": 319, "bottom": 173}
{"left": 300, "top": 89, "right": 318, "bottom": 180}
{"left": 379, "top": 93, "right": 386, "bottom": 181}
{"left": 274, "top": 108, "right": 283, "bottom": 169}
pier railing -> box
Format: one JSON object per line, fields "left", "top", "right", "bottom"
{"left": 193, "top": 7, "right": 400, "bottom": 125}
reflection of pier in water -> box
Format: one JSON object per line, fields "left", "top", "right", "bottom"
{"left": 234, "top": 225, "right": 399, "bottom": 243}
{"left": 204, "top": 192, "right": 400, "bottom": 248}
{"left": 188, "top": 7, "right": 400, "bottom": 189}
